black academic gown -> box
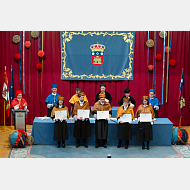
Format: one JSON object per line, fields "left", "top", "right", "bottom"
{"left": 117, "top": 122, "right": 132, "bottom": 141}
{"left": 136, "top": 122, "right": 153, "bottom": 143}
{"left": 95, "top": 91, "right": 113, "bottom": 103}
{"left": 118, "top": 95, "right": 136, "bottom": 107}
{"left": 52, "top": 119, "right": 69, "bottom": 142}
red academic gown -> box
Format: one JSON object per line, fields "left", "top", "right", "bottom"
{"left": 11, "top": 98, "right": 29, "bottom": 110}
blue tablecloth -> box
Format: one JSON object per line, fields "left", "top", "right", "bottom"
{"left": 31, "top": 117, "right": 173, "bottom": 146}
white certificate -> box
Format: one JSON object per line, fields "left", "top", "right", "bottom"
{"left": 140, "top": 113, "right": 152, "bottom": 122}
{"left": 120, "top": 114, "right": 132, "bottom": 123}
{"left": 97, "top": 111, "right": 109, "bottom": 120}
{"left": 55, "top": 110, "right": 67, "bottom": 119}
{"left": 77, "top": 109, "right": 90, "bottom": 118}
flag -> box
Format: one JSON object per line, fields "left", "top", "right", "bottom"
{"left": 2, "top": 66, "right": 10, "bottom": 118}
{"left": 10, "top": 65, "right": 15, "bottom": 103}
{"left": 61, "top": 31, "right": 135, "bottom": 81}
{"left": 178, "top": 68, "right": 185, "bottom": 117}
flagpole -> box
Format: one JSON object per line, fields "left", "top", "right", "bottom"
{"left": 166, "top": 31, "right": 170, "bottom": 103}
{"left": 4, "top": 100, "right": 6, "bottom": 130}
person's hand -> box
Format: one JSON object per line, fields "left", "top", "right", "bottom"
{"left": 61, "top": 117, "right": 65, "bottom": 120}
{"left": 23, "top": 102, "right": 26, "bottom": 107}
{"left": 105, "top": 98, "right": 109, "bottom": 103}
{"left": 120, "top": 121, "right": 123, "bottom": 123}
{"left": 153, "top": 118, "right": 157, "bottom": 121}
{"left": 55, "top": 118, "right": 59, "bottom": 121}
{"left": 79, "top": 117, "right": 83, "bottom": 120}
{"left": 74, "top": 115, "right": 77, "bottom": 121}
{"left": 51, "top": 104, "right": 54, "bottom": 107}
{"left": 149, "top": 103, "right": 151, "bottom": 106}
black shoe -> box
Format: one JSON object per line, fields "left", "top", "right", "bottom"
{"left": 63, "top": 144, "right": 65, "bottom": 148}
{"left": 58, "top": 142, "right": 60, "bottom": 148}
{"left": 95, "top": 144, "right": 99, "bottom": 148}
{"left": 125, "top": 145, "right": 128, "bottom": 149}
{"left": 104, "top": 144, "right": 107, "bottom": 148}
{"left": 76, "top": 143, "right": 80, "bottom": 148}
{"left": 147, "top": 145, "right": 149, "bottom": 150}
{"left": 84, "top": 142, "right": 88, "bottom": 148}
{"left": 142, "top": 143, "right": 145, "bottom": 149}
{"left": 117, "top": 144, "right": 121, "bottom": 148}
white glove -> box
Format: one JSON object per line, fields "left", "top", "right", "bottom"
{"left": 94, "top": 114, "right": 97, "bottom": 119}
{"left": 14, "top": 105, "right": 19, "bottom": 110}
{"left": 106, "top": 114, "right": 111, "bottom": 121}
{"left": 74, "top": 115, "right": 78, "bottom": 121}
{"left": 138, "top": 117, "right": 140, "bottom": 121}
{"left": 154, "top": 106, "right": 159, "bottom": 110}
{"left": 105, "top": 98, "right": 109, "bottom": 103}
{"left": 151, "top": 122, "right": 153, "bottom": 125}
{"left": 135, "top": 118, "right": 138, "bottom": 121}
{"left": 130, "top": 103, "right": 135, "bottom": 108}
{"left": 82, "top": 117, "right": 85, "bottom": 121}
{"left": 59, "top": 118, "right": 63, "bottom": 122}
{"left": 47, "top": 104, "right": 52, "bottom": 109}
{"left": 24, "top": 106, "right": 27, "bottom": 110}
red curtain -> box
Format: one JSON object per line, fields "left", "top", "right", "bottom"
{"left": 0, "top": 31, "right": 189, "bottom": 125}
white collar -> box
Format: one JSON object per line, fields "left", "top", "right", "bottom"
{"left": 52, "top": 93, "right": 56, "bottom": 96}
{"left": 17, "top": 98, "right": 21, "bottom": 101}
{"left": 143, "top": 105, "right": 148, "bottom": 107}
{"left": 79, "top": 100, "right": 84, "bottom": 105}
{"left": 100, "top": 101, "right": 104, "bottom": 105}
{"left": 59, "top": 105, "right": 62, "bottom": 108}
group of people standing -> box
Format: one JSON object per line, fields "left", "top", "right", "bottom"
{"left": 45, "top": 83, "right": 161, "bottom": 150}
{"left": 10, "top": 82, "right": 161, "bottom": 150}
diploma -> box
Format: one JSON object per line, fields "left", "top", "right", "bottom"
{"left": 97, "top": 111, "right": 109, "bottom": 120}
{"left": 140, "top": 113, "right": 152, "bottom": 122}
{"left": 77, "top": 109, "right": 90, "bottom": 118}
{"left": 119, "top": 114, "right": 132, "bottom": 123}
{"left": 55, "top": 110, "right": 67, "bottom": 119}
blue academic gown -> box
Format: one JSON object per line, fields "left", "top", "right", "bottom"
{"left": 148, "top": 97, "right": 161, "bottom": 118}
{"left": 45, "top": 93, "right": 60, "bottom": 117}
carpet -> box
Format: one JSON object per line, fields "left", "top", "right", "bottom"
{"left": 8, "top": 143, "right": 190, "bottom": 158}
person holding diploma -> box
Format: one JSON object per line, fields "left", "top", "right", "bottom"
{"left": 11, "top": 90, "right": 28, "bottom": 111}
{"left": 51, "top": 96, "right": 69, "bottom": 148}
{"left": 92, "top": 93, "right": 112, "bottom": 148}
{"left": 118, "top": 88, "right": 136, "bottom": 108}
{"left": 72, "top": 92, "right": 91, "bottom": 148}
{"left": 116, "top": 97, "right": 134, "bottom": 149}
{"left": 94, "top": 83, "right": 112, "bottom": 103}
{"left": 45, "top": 83, "right": 60, "bottom": 117}
{"left": 148, "top": 89, "right": 161, "bottom": 118}
{"left": 134, "top": 95, "right": 155, "bottom": 150}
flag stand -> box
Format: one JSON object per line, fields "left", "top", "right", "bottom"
{"left": 179, "top": 116, "right": 181, "bottom": 126}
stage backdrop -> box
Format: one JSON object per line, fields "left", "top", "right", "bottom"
{"left": 0, "top": 31, "right": 190, "bottom": 126}
{"left": 61, "top": 31, "right": 135, "bottom": 80}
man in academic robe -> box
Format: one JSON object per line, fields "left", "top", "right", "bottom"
{"left": 69, "top": 88, "right": 88, "bottom": 107}
{"left": 116, "top": 97, "right": 134, "bottom": 149}
{"left": 11, "top": 90, "right": 29, "bottom": 111}
{"left": 72, "top": 92, "right": 91, "bottom": 148}
{"left": 94, "top": 83, "right": 112, "bottom": 103}
{"left": 148, "top": 89, "right": 161, "bottom": 118}
{"left": 118, "top": 88, "right": 136, "bottom": 108}
{"left": 45, "top": 83, "right": 60, "bottom": 117}
{"left": 92, "top": 93, "right": 112, "bottom": 148}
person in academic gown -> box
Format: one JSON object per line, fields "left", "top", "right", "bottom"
{"left": 134, "top": 95, "right": 156, "bottom": 150}
{"left": 72, "top": 92, "right": 91, "bottom": 148}
{"left": 94, "top": 83, "right": 112, "bottom": 103}
{"left": 51, "top": 96, "right": 69, "bottom": 148}
{"left": 11, "top": 90, "right": 29, "bottom": 111}
{"left": 92, "top": 93, "right": 112, "bottom": 148}
{"left": 116, "top": 97, "right": 134, "bottom": 149}
{"left": 118, "top": 88, "right": 136, "bottom": 108}
{"left": 45, "top": 83, "right": 60, "bottom": 117}
{"left": 148, "top": 89, "right": 161, "bottom": 118}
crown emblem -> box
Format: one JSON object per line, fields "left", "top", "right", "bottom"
{"left": 90, "top": 42, "right": 105, "bottom": 52}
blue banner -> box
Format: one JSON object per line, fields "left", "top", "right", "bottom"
{"left": 10, "top": 65, "right": 15, "bottom": 103}
{"left": 61, "top": 31, "right": 135, "bottom": 80}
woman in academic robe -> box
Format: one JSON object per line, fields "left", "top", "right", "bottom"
{"left": 51, "top": 96, "right": 69, "bottom": 148}
{"left": 92, "top": 93, "right": 112, "bottom": 148}
{"left": 11, "top": 90, "right": 28, "bottom": 111}
{"left": 134, "top": 95, "right": 156, "bottom": 150}
{"left": 72, "top": 92, "right": 91, "bottom": 148}
{"left": 116, "top": 97, "right": 134, "bottom": 149}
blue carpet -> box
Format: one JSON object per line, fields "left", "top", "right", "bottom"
{"left": 8, "top": 144, "right": 190, "bottom": 158}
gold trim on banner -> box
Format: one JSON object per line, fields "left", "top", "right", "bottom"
{"left": 61, "top": 31, "right": 135, "bottom": 79}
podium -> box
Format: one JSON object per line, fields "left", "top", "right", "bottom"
{"left": 14, "top": 110, "right": 27, "bottom": 131}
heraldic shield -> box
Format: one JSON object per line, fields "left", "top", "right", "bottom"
{"left": 90, "top": 43, "right": 105, "bottom": 66}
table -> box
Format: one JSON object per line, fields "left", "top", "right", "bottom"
{"left": 31, "top": 117, "right": 173, "bottom": 146}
